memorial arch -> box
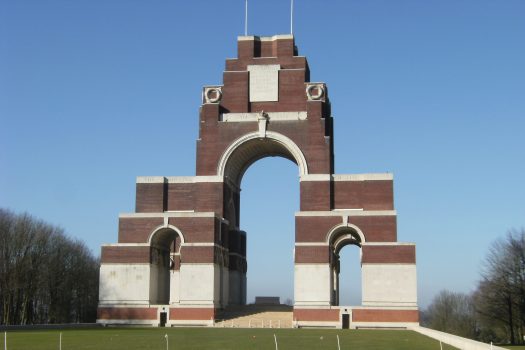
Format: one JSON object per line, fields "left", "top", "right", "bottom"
{"left": 97, "top": 34, "right": 418, "bottom": 328}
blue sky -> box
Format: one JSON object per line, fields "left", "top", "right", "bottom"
{"left": 1, "top": 1, "right": 524, "bottom": 308}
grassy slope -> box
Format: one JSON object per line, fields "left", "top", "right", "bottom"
{"left": 3, "top": 328, "right": 459, "bottom": 350}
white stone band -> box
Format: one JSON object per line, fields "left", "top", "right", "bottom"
{"left": 119, "top": 212, "right": 220, "bottom": 219}
{"left": 136, "top": 176, "right": 224, "bottom": 184}
{"left": 295, "top": 210, "right": 397, "bottom": 217}
{"left": 300, "top": 173, "right": 393, "bottom": 182}
{"left": 238, "top": 34, "right": 294, "bottom": 41}
{"left": 221, "top": 111, "right": 307, "bottom": 122}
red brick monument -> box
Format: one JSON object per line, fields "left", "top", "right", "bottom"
{"left": 97, "top": 35, "right": 418, "bottom": 328}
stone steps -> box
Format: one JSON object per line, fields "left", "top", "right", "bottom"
{"left": 215, "top": 306, "right": 294, "bottom": 328}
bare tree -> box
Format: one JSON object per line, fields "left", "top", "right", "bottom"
{"left": 475, "top": 229, "right": 525, "bottom": 345}
{"left": 424, "top": 229, "right": 525, "bottom": 345}
{"left": 0, "top": 208, "right": 99, "bottom": 325}
{"left": 424, "top": 290, "right": 478, "bottom": 339}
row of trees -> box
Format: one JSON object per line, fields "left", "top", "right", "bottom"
{"left": 0, "top": 208, "right": 99, "bottom": 325}
{"left": 423, "top": 229, "right": 525, "bottom": 345}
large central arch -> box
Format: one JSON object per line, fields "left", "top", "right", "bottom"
{"left": 217, "top": 131, "right": 308, "bottom": 186}
{"left": 217, "top": 132, "right": 307, "bottom": 306}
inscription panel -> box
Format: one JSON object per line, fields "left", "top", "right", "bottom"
{"left": 247, "top": 65, "right": 280, "bottom": 102}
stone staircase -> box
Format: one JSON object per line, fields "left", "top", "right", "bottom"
{"left": 215, "top": 305, "right": 294, "bottom": 328}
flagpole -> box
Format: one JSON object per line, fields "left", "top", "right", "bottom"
{"left": 290, "top": 0, "right": 294, "bottom": 35}
{"left": 245, "top": 0, "right": 248, "bottom": 36}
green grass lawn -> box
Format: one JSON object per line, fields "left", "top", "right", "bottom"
{"left": 2, "top": 327, "right": 459, "bottom": 350}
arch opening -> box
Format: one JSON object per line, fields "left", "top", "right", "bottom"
{"left": 149, "top": 227, "right": 183, "bottom": 305}
{"left": 218, "top": 131, "right": 308, "bottom": 187}
{"left": 226, "top": 155, "right": 299, "bottom": 306}
{"left": 329, "top": 226, "right": 363, "bottom": 307}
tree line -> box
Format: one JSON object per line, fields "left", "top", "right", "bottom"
{"left": 0, "top": 208, "right": 99, "bottom": 325}
{"left": 423, "top": 228, "right": 525, "bottom": 345}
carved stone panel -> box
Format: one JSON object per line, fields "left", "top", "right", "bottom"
{"left": 247, "top": 65, "right": 280, "bottom": 102}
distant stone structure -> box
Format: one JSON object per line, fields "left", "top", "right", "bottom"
{"left": 97, "top": 34, "right": 418, "bottom": 329}
{"left": 255, "top": 297, "right": 280, "bottom": 305}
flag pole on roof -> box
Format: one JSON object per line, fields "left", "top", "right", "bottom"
{"left": 290, "top": 0, "right": 294, "bottom": 35}
{"left": 245, "top": 0, "right": 248, "bottom": 36}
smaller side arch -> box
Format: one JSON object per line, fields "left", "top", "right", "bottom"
{"left": 333, "top": 234, "right": 360, "bottom": 255}
{"left": 326, "top": 223, "right": 366, "bottom": 247}
{"left": 148, "top": 224, "right": 186, "bottom": 248}
{"left": 327, "top": 223, "right": 365, "bottom": 307}
{"left": 147, "top": 225, "right": 185, "bottom": 305}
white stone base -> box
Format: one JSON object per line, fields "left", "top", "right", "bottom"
{"left": 97, "top": 319, "right": 158, "bottom": 326}
{"left": 295, "top": 321, "right": 339, "bottom": 328}
{"left": 168, "top": 319, "right": 214, "bottom": 327}
{"left": 294, "top": 264, "right": 331, "bottom": 306}
{"left": 228, "top": 270, "right": 242, "bottom": 305}
{"left": 99, "top": 264, "right": 151, "bottom": 305}
{"left": 179, "top": 264, "right": 217, "bottom": 304}
{"left": 220, "top": 266, "right": 229, "bottom": 307}
{"left": 169, "top": 270, "right": 181, "bottom": 304}
{"left": 352, "top": 321, "right": 419, "bottom": 329}
{"left": 362, "top": 264, "right": 417, "bottom": 307}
